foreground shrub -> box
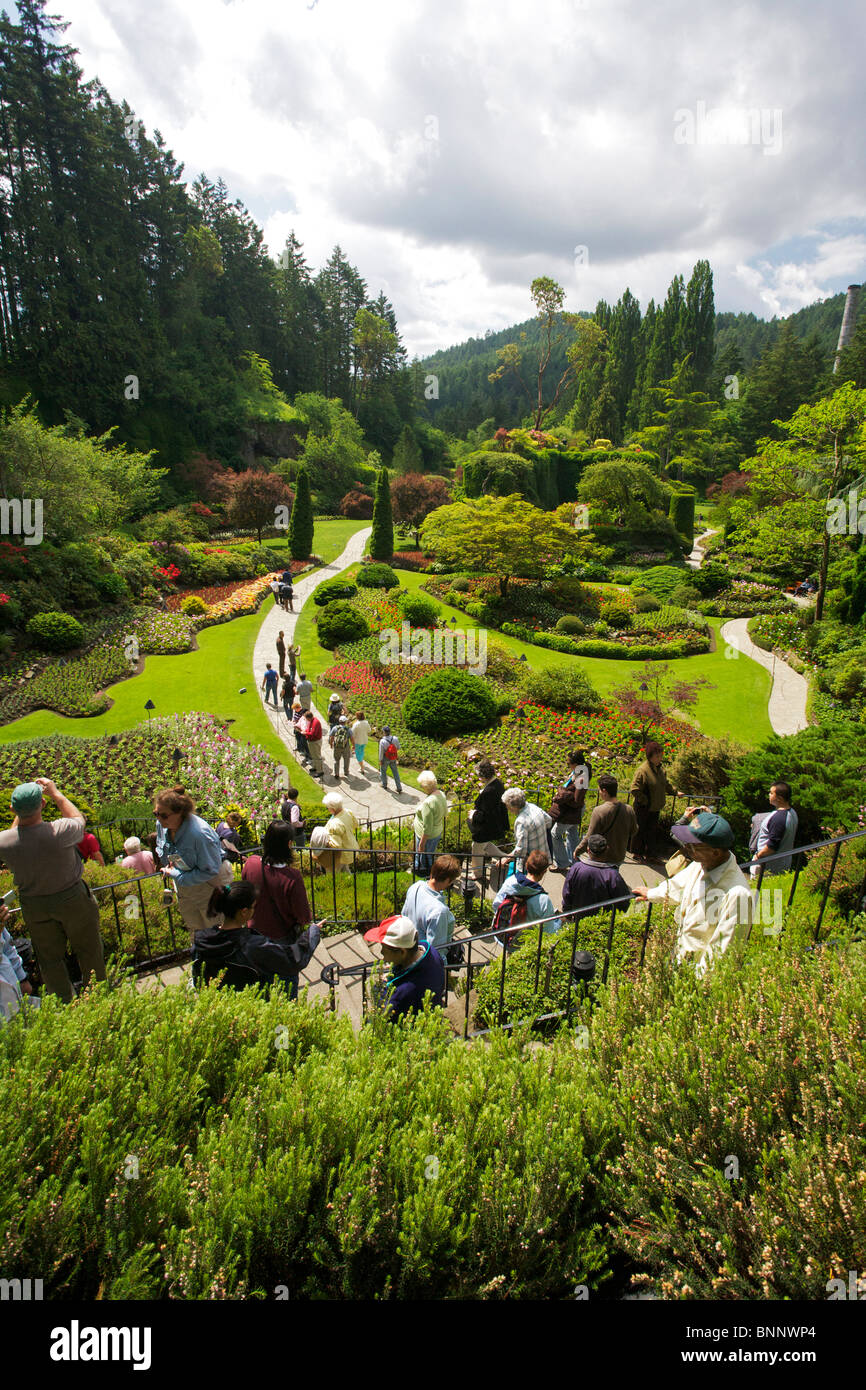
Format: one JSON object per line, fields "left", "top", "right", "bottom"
{"left": 519, "top": 664, "right": 601, "bottom": 713}
{"left": 25, "top": 610, "right": 84, "bottom": 650}
{"left": 316, "top": 601, "right": 370, "bottom": 649}
{"left": 313, "top": 578, "right": 358, "bottom": 607}
{"left": 722, "top": 724, "right": 866, "bottom": 844}
{"left": 403, "top": 668, "right": 499, "bottom": 737}
{"left": 357, "top": 563, "right": 398, "bottom": 590}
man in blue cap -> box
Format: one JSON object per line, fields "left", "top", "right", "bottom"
{"left": 0, "top": 779, "right": 105, "bottom": 1001}
{"left": 632, "top": 810, "right": 753, "bottom": 976}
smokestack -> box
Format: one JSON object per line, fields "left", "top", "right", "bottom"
{"left": 833, "top": 284, "right": 860, "bottom": 373}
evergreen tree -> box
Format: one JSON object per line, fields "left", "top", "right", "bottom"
{"left": 288, "top": 462, "right": 314, "bottom": 560}
{"left": 737, "top": 321, "right": 826, "bottom": 453}
{"left": 836, "top": 320, "right": 866, "bottom": 389}
{"left": 370, "top": 467, "right": 394, "bottom": 560}
{"left": 392, "top": 422, "right": 423, "bottom": 473}
{"left": 682, "top": 260, "right": 715, "bottom": 392}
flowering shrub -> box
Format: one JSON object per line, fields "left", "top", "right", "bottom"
{"left": 391, "top": 550, "right": 430, "bottom": 571}
{"left": 748, "top": 612, "right": 805, "bottom": 655}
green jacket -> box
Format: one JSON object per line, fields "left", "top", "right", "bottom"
{"left": 630, "top": 760, "right": 675, "bottom": 813}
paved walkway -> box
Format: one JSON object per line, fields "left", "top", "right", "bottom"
{"left": 252, "top": 526, "right": 423, "bottom": 824}
{"left": 685, "top": 526, "right": 719, "bottom": 568}
{"left": 720, "top": 618, "right": 809, "bottom": 735}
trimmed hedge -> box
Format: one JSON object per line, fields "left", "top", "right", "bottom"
{"left": 500, "top": 622, "right": 709, "bottom": 660}
{"left": 357, "top": 564, "right": 398, "bottom": 590}
{"left": 313, "top": 578, "right": 358, "bottom": 607}
{"left": 316, "top": 601, "right": 370, "bottom": 649}
{"left": 403, "top": 668, "right": 499, "bottom": 737}
{"left": 25, "top": 610, "right": 84, "bottom": 651}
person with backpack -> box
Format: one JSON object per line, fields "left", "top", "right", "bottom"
{"left": 261, "top": 663, "right": 279, "bottom": 708}
{"left": 491, "top": 850, "right": 559, "bottom": 948}
{"left": 241, "top": 820, "right": 318, "bottom": 957}
{"left": 562, "top": 834, "right": 630, "bottom": 920}
{"left": 280, "top": 787, "right": 306, "bottom": 848}
{"left": 379, "top": 726, "right": 402, "bottom": 794}
{"left": 329, "top": 715, "right": 353, "bottom": 781}
{"left": 499, "top": 788, "right": 552, "bottom": 875}
{"left": 573, "top": 776, "right": 638, "bottom": 868}
{"left": 549, "top": 750, "right": 591, "bottom": 872}
{"left": 350, "top": 711, "right": 372, "bottom": 773}
{"left": 363, "top": 914, "right": 446, "bottom": 1019}
{"left": 192, "top": 880, "right": 320, "bottom": 999}
{"left": 302, "top": 709, "right": 324, "bottom": 778}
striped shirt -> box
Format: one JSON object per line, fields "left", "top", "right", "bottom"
{"left": 511, "top": 802, "right": 552, "bottom": 872}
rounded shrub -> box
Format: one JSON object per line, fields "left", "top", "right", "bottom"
{"left": 632, "top": 590, "right": 661, "bottom": 613}
{"left": 450, "top": 577, "right": 473, "bottom": 593}
{"left": 180, "top": 595, "right": 209, "bottom": 616}
{"left": 669, "top": 583, "right": 702, "bottom": 608}
{"left": 313, "top": 578, "right": 358, "bottom": 607}
{"left": 316, "top": 601, "right": 370, "bottom": 649}
{"left": 403, "top": 668, "right": 499, "bottom": 737}
{"left": 555, "top": 614, "right": 587, "bottom": 635}
{"left": 519, "top": 665, "right": 601, "bottom": 712}
{"left": 599, "top": 599, "right": 631, "bottom": 629}
{"left": 25, "top": 610, "right": 84, "bottom": 651}
{"left": 357, "top": 563, "right": 398, "bottom": 590}
{"left": 398, "top": 591, "right": 440, "bottom": 628}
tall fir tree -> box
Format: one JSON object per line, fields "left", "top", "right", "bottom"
{"left": 392, "top": 422, "right": 423, "bottom": 473}
{"left": 370, "top": 467, "right": 394, "bottom": 560}
{"left": 288, "top": 462, "right": 314, "bottom": 560}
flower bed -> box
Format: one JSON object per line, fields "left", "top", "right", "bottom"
{"left": 134, "top": 611, "right": 196, "bottom": 655}
{"left": 391, "top": 549, "right": 430, "bottom": 571}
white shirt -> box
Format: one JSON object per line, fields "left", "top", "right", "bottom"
{"left": 351, "top": 719, "right": 371, "bottom": 746}
{"left": 645, "top": 853, "right": 754, "bottom": 976}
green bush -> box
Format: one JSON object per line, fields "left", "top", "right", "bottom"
{"left": 93, "top": 572, "right": 129, "bottom": 604}
{"left": 180, "top": 595, "right": 209, "bottom": 616}
{"left": 628, "top": 565, "right": 690, "bottom": 601}
{"left": 555, "top": 614, "right": 587, "bottom": 635}
{"left": 398, "top": 591, "right": 439, "bottom": 628}
{"left": 632, "top": 590, "right": 661, "bottom": 613}
{"left": 722, "top": 724, "right": 866, "bottom": 845}
{"left": 313, "top": 578, "right": 358, "bottom": 607}
{"left": 450, "top": 577, "right": 473, "bottom": 593}
{"left": 667, "top": 737, "right": 748, "bottom": 801}
{"left": 316, "top": 601, "right": 370, "bottom": 650}
{"left": 545, "top": 575, "right": 590, "bottom": 611}
{"left": 403, "top": 668, "right": 499, "bottom": 737}
{"left": 356, "top": 564, "right": 398, "bottom": 590}
{"left": 599, "top": 600, "right": 631, "bottom": 630}
{"left": 669, "top": 583, "right": 701, "bottom": 608}
{"left": 519, "top": 665, "right": 601, "bottom": 712}
{"left": 25, "top": 610, "right": 85, "bottom": 651}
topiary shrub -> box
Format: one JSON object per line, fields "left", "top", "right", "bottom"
{"left": 450, "top": 577, "right": 473, "bottom": 593}
{"left": 632, "top": 590, "right": 661, "bottom": 613}
{"left": 403, "top": 668, "right": 499, "bottom": 737}
{"left": 398, "top": 591, "right": 440, "bottom": 628}
{"left": 599, "top": 599, "right": 631, "bottom": 630}
{"left": 25, "top": 610, "right": 84, "bottom": 651}
{"left": 316, "top": 601, "right": 370, "bottom": 649}
{"left": 357, "top": 563, "right": 398, "bottom": 590}
{"left": 313, "top": 578, "right": 358, "bottom": 607}
{"left": 520, "top": 665, "right": 601, "bottom": 712}
{"left": 180, "top": 595, "right": 209, "bottom": 616}
{"left": 554, "top": 614, "right": 587, "bottom": 635}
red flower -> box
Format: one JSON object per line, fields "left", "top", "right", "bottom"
{"left": 0, "top": 593, "right": 8, "bottom": 604}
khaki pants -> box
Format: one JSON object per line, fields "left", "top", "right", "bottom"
{"left": 21, "top": 879, "right": 105, "bottom": 1003}
{"left": 471, "top": 841, "right": 507, "bottom": 889}
{"left": 176, "top": 861, "right": 234, "bottom": 941}
{"left": 306, "top": 737, "right": 324, "bottom": 775}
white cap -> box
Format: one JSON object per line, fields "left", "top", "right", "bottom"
{"left": 364, "top": 914, "right": 419, "bottom": 949}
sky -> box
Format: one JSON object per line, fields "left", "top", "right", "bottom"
{"left": 43, "top": 0, "right": 866, "bottom": 359}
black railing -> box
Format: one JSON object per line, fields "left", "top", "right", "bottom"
{"left": 317, "top": 828, "right": 866, "bottom": 1037}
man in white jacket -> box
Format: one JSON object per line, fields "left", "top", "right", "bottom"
{"left": 632, "top": 811, "right": 753, "bottom": 976}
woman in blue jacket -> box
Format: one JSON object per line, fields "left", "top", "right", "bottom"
{"left": 154, "top": 785, "right": 233, "bottom": 940}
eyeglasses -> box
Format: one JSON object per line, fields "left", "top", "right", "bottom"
{"left": 155, "top": 811, "right": 172, "bottom": 821}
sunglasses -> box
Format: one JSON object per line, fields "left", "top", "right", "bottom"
{"left": 155, "top": 811, "right": 173, "bottom": 821}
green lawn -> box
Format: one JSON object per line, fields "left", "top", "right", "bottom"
{"left": 310, "top": 518, "right": 370, "bottom": 565}
{"left": 396, "top": 570, "right": 773, "bottom": 745}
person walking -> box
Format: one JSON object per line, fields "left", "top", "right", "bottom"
{"left": 287, "top": 643, "right": 300, "bottom": 682}
{"left": 562, "top": 834, "right": 630, "bottom": 919}
{"left": 350, "top": 711, "right": 372, "bottom": 774}
{"left": 326, "top": 692, "right": 343, "bottom": 726}
{"left": 499, "top": 788, "right": 552, "bottom": 876}
{"left": 280, "top": 674, "right": 295, "bottom": 721}
{"left": 302, "top": 708, "right": 324, "bottom": 779}
{"left": 320, "top": 792, "right": 360, "bottom": 871}
{"left": 291, "top": 699, "right": 309, "bottom": 763}
{"left": 192, "top": 880, "right": 320, "bottom": 999}
{"left": 629, "top": 741, "right": 677, "bottom": 862}
{"left": 0, "top": 779, "right": 106, "bottom": 1003}
{"left": 261, "top": 663, "right": 279, "bottom": 708}
{"left": 279, "top": 787, "right": 306, "bottom": 848}
{"left": 413, "top": 770, "right": 448, "bottom": 876}
{"left": 279, "top": 576, "right": 293, "bottom": 612}
{"left": 378, "top": 726, "right": 402, "bottom": 793}
{"left": 549, "top": 750, "right": 591, "bottom": 873}
{"left": 296, "top": 671, "right": 313, "bottom": 712}
{"left": 242, "top": 819, "right": 315, "bottom": 966}
{"left": 276, "top": 630, "right": 287, "bottom": 679}
{"left": 363, "top": 914, "right": 446, "bottom": 1020}
{"left": 750, "top": 780, "right": 799, "bottom": 877}
{"left": 491, "top": 850, "right": 560, "bottom": 944}
{"left": 401, "top": 854, "right": 461, "bottom": 955}
{"left": 573, "top": 776, "right": 638, "bottom": 868}
{"left": 153, "top": 786, "right": 234, "bottom": 941}
{"left": 329, "top": 715, "right": 353, "bottom": 781}
{"left": 468, "top": 759, "right": 509, "bottom": 885}
{"left": 633, "top": 812, "right": 753, "bottom": 977}
{"left": 269, "top": 577, "right": 281, "bottom": 609}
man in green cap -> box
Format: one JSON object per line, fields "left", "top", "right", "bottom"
{"left": 632, "top": 810, "right": 753, "bottom": 976}
{"left": 0, "top": 779, "right": 105, "bottom": 1001}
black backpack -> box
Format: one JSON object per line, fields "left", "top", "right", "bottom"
{"left": 192, "top": 933, "right": 263, "bottom": 992}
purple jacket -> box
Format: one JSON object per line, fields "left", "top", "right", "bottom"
{"left": 562, "top": 859, "right": 631, "bottom": 917}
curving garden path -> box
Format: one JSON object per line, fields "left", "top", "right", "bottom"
{"left": 719, "top": 619, "right": 808, "bottom": 736}
{"left": 252, "top": 526, "right": 423, "bottom": 824}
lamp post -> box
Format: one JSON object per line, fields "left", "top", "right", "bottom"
{"left": 144, "top": 699, "right": 155, "bottom": 728}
